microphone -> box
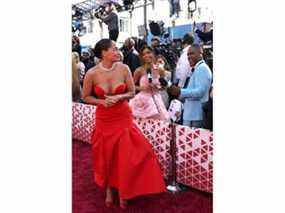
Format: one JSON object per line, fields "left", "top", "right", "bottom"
{"left": 146, "top": 67, "right": 152, "bottom": 83}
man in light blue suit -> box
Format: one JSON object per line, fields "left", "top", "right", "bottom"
{"left": 168, "top": 44, "right": 212, "bottom": 128}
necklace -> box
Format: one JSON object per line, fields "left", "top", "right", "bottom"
{"left": 99, "top": 62, "right": 116, "bottom": 72}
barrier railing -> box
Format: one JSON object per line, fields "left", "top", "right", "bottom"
{"left": 72, "top": 102, "right": 213, "bottom": 193}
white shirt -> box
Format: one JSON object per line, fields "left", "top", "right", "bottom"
{"left": 132, "top": 48, "right": 139, "bottom": 55}
{"left": 175, "top": 45, "right": 192, "bottom": 87}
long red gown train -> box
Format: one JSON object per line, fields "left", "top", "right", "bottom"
{"left": 91, "top": 83, "right": 166, "bottom": 199}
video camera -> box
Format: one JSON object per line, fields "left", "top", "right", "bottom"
{"left": 94, "top": 5, "right": 107, "bottom": 19}
{"left": 153, "top": 42, "right": 179, "bottom": 71}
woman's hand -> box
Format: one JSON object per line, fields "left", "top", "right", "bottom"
{"left": 148, "top": 82, "right": 161, "bottom": 91}
{"left": 167, "top": 85, "right": 181, "bottom": 98}
{"left": 98, "top": 99, "right": 111, "bottom": 107}
{"left": 139, "top": 83, "right": 160, "bottom": 92}
{"left": 104, "top": 95, "right": 122, "bottom": 107}
{"left": 98, "top": 97, "right": 118, "bottom": 108}
{"left": 139, "top": 85, "right": 151, "bottom": 92}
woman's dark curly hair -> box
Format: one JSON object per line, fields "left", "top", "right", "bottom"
{"left": 93, "top": 38, "right": 113, "bottom": 59}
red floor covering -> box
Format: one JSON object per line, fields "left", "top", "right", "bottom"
{"left": 72, "top": 140, "right": 213, "bottom": 213}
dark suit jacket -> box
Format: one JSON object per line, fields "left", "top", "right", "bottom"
{"left": 123, "top": 49, "right": 141, "bottom": 74}
{"left": 202, "top": 97, "right": 213, "bottom": 131}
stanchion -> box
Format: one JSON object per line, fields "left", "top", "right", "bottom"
{"left": 166, "top": 119, "right": 182, "bottom": 193}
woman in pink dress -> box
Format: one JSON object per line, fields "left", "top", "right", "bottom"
{"left": 129, "top": 45, "right": 170, "bottom": 121}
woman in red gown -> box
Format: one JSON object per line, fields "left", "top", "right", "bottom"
{"left": 82, "top": 39, "right": 166, "bottom": 209}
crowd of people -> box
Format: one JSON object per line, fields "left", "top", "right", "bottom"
{"left": 72, "top": 1, "right": 213, "bottom": 210}
{"left": 72, "top": 26, "right": 213, "bottom": 209}
{"left": 72, "top": 31, "right": 213, "bottom": 130}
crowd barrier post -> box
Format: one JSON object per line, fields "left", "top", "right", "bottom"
{"left": 166, "top": 120, "right": 182, "bottom": 193}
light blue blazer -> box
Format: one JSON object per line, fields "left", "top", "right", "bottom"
{"left": 179, "top": 60, "right": 212, "bottom": 121}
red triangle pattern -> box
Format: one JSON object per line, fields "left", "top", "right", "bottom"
{"left": 201, "top": 157, "right": 207, "bottom": 164}
{"left": 175, "top": 126, "right": 213, "bottom": 193}
{"left": 195, "top": 129, "right": 200, "bottom": 135}
{"left": 186, "top": 136, "right": 192, "bottom": 142}
{"left": 201, "top": 139, "right": 207, "bottom": 146}
{"left": 178, "top": 139, "right": 184, "bottom": 146}
{"left": 201, "top": 147, "right": 207, "bottom": 155}
{"left": 73, "top": 103, "right": 213, "bottom": 192}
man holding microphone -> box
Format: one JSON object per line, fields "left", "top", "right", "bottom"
{"left": 168, "top": 44, "right": 212, "bottom": 128}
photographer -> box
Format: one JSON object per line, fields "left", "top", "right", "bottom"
{"left": 100, "top": 3, "right": 119, "bottom": 42}
{"left": 194, "top": 22, "right": 213, "bottom": 44}
{"left": 150, "top": 37, "right": 179, "bottom": 74}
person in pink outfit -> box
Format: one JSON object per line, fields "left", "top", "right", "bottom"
{"left": 129, "top": 45, "right": 170, "bottom": 122}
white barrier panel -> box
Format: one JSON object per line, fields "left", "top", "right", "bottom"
{"left": 175, "top": 126, "right": 213, "bottom": 193}
{"left": 72, "top": 102, "right": 213, "bottom": 193}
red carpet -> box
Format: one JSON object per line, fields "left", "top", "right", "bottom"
{"left": 73, "top": 140, "right": 213, "bottom": 213}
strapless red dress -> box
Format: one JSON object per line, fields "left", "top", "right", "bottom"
{"left": 91, "top": 83, "right": 166, "bottom": 199}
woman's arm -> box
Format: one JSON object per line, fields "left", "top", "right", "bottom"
{"left": 118, "top": 66, "right": 136, "bottom": 100}
{"left": 158, "top": 67, "right": 166, "bottom": 78}
{"left": 133, "top": 67, "right": 149, "bottom": 92}
{"left": 133, "top": 67, "right": 142, "bottom": 91}
{"left": 81, "top": 71, "right": 105, "bottom": 106}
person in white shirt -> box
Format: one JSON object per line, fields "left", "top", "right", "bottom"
{"left": 174, "top": 33, "right": 194, "bottom": 87}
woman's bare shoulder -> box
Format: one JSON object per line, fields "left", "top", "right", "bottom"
{"left": 85, "top": 65, "right": 100, "bottom": 77}
{"left": 116, "top": 62, "right": 133, "bottom": 76}
{"left": 134, "top": 66, "right": 144, "bottom": 75}
{"left": 116, "top": 62, "right": 129, "bottom": 71}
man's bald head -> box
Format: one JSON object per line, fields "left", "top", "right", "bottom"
{"left": 124, "top": 38, "right": 135, "bottom": 50}
{"left": 187, "top": 44, "right": 203, "bottom": 67}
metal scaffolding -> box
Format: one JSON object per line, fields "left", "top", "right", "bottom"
{"left": 72, "top": 0, "right": 154, "bottom": 40}
{"left": 72, "top": 0, "right": 101, "bottom": 21}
